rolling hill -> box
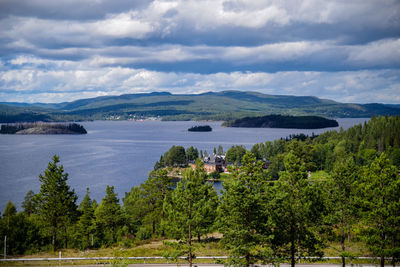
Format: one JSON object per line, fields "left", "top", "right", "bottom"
{"left": 1, "top": 91, "right": 399, "bottom": 122}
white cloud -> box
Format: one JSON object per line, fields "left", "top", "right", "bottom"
{"left": 1, "top": 58, "right": 399, "bottom": 104}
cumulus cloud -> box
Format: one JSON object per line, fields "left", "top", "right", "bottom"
{"left": 0, "top": 0, "right": 399, "bottom": 103}
{"left": 1, "top": 55, "right": 399, "bottom": 104}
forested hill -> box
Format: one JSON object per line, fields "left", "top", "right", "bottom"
{"left": 222, "top": 115, "right": 339, "bottom": 129}
{"left": 1, "top": 91, "right": 400, "bottom": 122}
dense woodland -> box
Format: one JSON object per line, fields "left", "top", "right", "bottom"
{"left": 1, "top": 115, "right": 400, "bottom": 267}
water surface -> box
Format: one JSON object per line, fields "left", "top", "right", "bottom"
{"left": 0, "top": 118, "right": 367, "bottom": 211}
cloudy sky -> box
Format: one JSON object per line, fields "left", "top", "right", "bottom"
{"left": 0, "top": 0, "right": 399, "bottom": 103}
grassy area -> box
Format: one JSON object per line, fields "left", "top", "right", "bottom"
{"left": 1, "top": 237, "right": 383, "bottom": 266}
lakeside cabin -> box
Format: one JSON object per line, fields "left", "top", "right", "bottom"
{"left": 190, "top": 154, "right": 270, "bottom": 174}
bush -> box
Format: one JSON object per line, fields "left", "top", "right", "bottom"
{"left": 136, "top": 226, "right": 153, "bottom": 240}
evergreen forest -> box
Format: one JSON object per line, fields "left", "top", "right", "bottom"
{"left": 1, "top": 115, "right": 400, "bottom": 267}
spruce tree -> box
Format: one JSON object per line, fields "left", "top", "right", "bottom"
{"left": 35, "top": 155, "right": 78, "bottom": 251}
{"left": 76, "top": 188, "right": 95, "bottom": 249}
{"left": 94, "top": 186, "right": 123, "bottom": 245}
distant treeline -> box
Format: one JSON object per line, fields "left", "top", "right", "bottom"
{"left": 0, "top": 115, "right": 399, "bottom": 267}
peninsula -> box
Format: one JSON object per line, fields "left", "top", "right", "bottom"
{"left": 0, "top": 122, "right": 87, "bottom": 134}
{"left": 222, "top": 115, "right": 339, "bottom": 129}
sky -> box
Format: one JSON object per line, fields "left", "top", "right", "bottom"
{"left": 0, "top": 0, "right": 399, "bottom": 104}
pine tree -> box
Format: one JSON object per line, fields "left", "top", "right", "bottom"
{"left": 163, "top": 160, "right": 218, "bottom": 267}
{"left": 140, "top": 169, "right": 174, "bottom": 235}
{"left": 218, "top": 152, "right": 272, "bottom": 267}
{"left": 271, "top": 151, "right": 325, "bottom": 267}
{"left": 326, "top": 157, "right": 359, "bottom": 267}
{"left": 21, "top": 190, "right": 35, "bottom": 216}
{"left": 35, "top": 155, "right": 78, "bottom": 251}
{"left": 359, "top": 153, "right": 400, "bottom": 267}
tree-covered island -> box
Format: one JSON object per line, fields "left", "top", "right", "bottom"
{"left": 0, "top": 122, "right": 87, "bottom": 134}
{"left": 188, "top": 125, "right": 212, "bottom": 132}
{"left": 222, "top": 114, "right": 339, "bottom": 129}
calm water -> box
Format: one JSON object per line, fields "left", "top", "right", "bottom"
{"left": 0, "top": 118, "right": 367, "bottom": 211}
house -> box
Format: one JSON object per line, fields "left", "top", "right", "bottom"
{"left": 190, "top": 154, "right": 270, "bottom": 174}
{"left": 189, "top": 154, "right": 226, "bottom": 174}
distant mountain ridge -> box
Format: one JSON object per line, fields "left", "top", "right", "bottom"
{"left": 1, "top": 91, "right": 399, "bottom": 122}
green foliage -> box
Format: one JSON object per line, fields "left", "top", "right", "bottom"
{"left": 218, "top": 152, "right": 273, "bottom": 266}
{"left": 2, "top": 115, "right": 400, "bottom": 260}
{"left": 270, "top": 151, "right": 325, "bottom": 266}
{"left": 225, "top": 145, "right": 246, "bottom": 164}
{"left": 21, "top": 190, "right": 35, "bottom": 216}
{"left": 163, "top": 164, "right": 218, "bottom": 267}
{"left": 164, "top": 145, "right": 187, "bottom": 166}
{"left": 3, "top": 201, "right": 17, "bottom": 217}
{"left": 390, "top": 148, "right": 400, "bottom": 167}
{"left": 35, "top": 155, "right": 78, "bottom": 251}
{"left": 359, "top": 153, "right": 400, "bottom": 266}
{"left": 138, "top": 169, "right": 174, "bottom": 235}
{"left": 208, "top": 171, "right": 220, "bottom": 180}
{"left": 186, "top": 146, "right": 199, "bottom": 162}
{"left": 95, "top": 186, "right": 123, "bottom": 245}
{"left": 76, "top": 188, "right": 95, "bottom": 249}
{"left": 325, "top": 157, "right": 359, "bottom": 267}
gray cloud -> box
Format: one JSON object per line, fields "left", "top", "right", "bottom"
{"left": 0, "top": 0, "right": 399, "bottom": 103}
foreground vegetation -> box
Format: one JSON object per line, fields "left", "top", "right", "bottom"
{"left": 1, "top": 115, "right": 400, "bottom": 267}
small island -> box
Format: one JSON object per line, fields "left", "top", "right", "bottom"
{"left": 0, "top": 122, "right": 87, "bottom": 134}
{"left": 188, "top": 125, "right": 212, "bottom": 132}
{"left": 222, "top": 114, "right": 339, "bottom": 129}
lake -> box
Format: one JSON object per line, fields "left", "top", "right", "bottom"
{"left": 0, "top": 118, "right": 367, "bottom": 211}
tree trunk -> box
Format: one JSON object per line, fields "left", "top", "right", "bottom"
{"left": 290, "top": 217, "right": 295, "bottom": 267}
{"left": 64, "top": 226, "right": 68, "bottom": 248}
{"left": 291, "top": 240, "right": 295, "bottom": 267}
{"left": 198, "top": 233, "right": 201, "bottom": 242}
{"left": 245, "top": 253, "right": 250, "bottom": 267}
{"left": 380, "top": 255, "right": 385, "bottom": 267}
{"left": 152, "top": 220, "right": 156, "bottom": 235}
{"left": 52, "top": 229, "right": 56, "bottom": 252}
{"left": 188, "top": 199, "right": 192, "bottom": 267}
{"left": 341, "top": 209, "right": 346, "bottom": 267}
{"left": 188, "top": 222, "right": 192, "bottom": 267}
